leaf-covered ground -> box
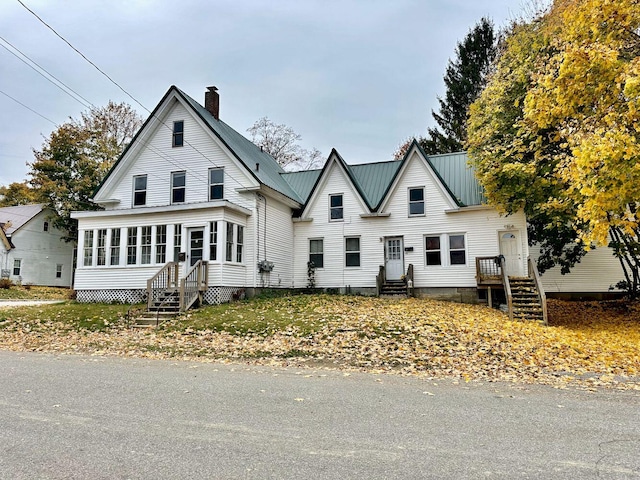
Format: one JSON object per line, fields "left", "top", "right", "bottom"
{"left": 0, "top": 295, "right": 638, "bottom": 390}
{"left": 0, "top": 285, "right": 71, "bottom": 300}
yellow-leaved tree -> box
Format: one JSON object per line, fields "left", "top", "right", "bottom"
{"left": 468, "top": 0, "right": 640, "bottom": 297}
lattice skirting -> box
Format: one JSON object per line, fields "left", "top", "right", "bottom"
{"left": 76, "top": 289, "right": 147, "bottom": 304}
{"left": 76, "top": 287, "right": 244, "bottom": 305}
{"left": 202, "top": 287, "right": 245, "bottom": 305}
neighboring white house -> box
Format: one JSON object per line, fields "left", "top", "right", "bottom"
{"left": 0, "top": 204, "right": 74, "bottom": 287}
{"left": 70, "top": 85, "right": 623, "bottom": 304}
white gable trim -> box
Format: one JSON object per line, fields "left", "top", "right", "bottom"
{"left": 299, "top": 152, "right": 370, "bottom": 219}
{"left": 378, "top": 145, "right": 458, "bottom": 213}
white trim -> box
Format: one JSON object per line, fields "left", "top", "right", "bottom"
{"left": 72, "top": 200, "right": 252, "bottom": 219}
{"left": 299, "top": 154, "right": 370, "bottom": 219}
{"left": 378, "top": 146, "right": 458, "bottom": 213}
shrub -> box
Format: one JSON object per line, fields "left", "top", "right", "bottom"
{"left": 0, "top": 278, "right": 13, "bottom": 289}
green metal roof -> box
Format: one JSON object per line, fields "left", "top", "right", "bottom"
{"left": 428, "top": 151, "right": 485, "bottom": 206}
{"left": 280, "top": 169, "right": 322, "bottom": 204}
{"left": 177, "top": 88, "right": 304, "bottom": 204}
{"left": 347, "top": 161, "right": 403, "bottom": 208}
{"left": 281, "top": 150, "right": 484, "bottom": 210}
{"left": 96, "top": 86, "right": 483, "bottom": 210}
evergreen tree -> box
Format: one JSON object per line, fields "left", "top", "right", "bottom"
{"left": 394, "top": 17, "right": 497, "bottom": 158}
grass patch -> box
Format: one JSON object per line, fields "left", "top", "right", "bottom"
{"left": 0, "top": 285, "right": 71, "bottom": 300}
{"left": 167, "top": 294, "right": 337, "bottom": 335}
{"left": 0, "top": 302, "right": 130, "bottom": 332}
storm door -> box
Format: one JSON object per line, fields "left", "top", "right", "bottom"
{"left": 385, "top": 237, "right": 404, "bottom": 281}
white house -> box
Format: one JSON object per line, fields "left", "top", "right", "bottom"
{"left": 0, "top": 204, "right": 74, "bottom": 287}
{"left": 70, "top": 85, "right": 623, "bottom": 308}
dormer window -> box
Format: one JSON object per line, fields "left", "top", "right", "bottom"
{"left": 172, "top": 121, "right": 184, "bottom": 147}
{"left": 133, "top": 175, "right": 147, "bottom": 206}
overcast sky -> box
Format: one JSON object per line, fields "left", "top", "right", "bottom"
{"left": 0, "top": 0, "right": 522, "bottom": 187}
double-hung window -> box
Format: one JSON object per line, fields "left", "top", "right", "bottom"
{"left": 156, "top": 225, "right": 167, "bottom": 263}
{"left": 226, "top": 222, "right": 234, "bottom": 262}
{"left": 449, "top": 234, "right": 466, "bottom": 265}
{"left": 141, "top": 226, "right": 152, "bottom": 264}
{"left": 309, "top": 239, "right": 324, "bottom": 268}
{"left": 83, "top": 230, "right": 94, "bottom": 267}
{"left": 13, "top": 259, "right": 21, "bottom": 276}
{"left": 409, "top": 187, "right": 425, "bottom": 216}
{"left": 172, "top": 121, "right": 184, "bottom": 147}
{"left": 330, "top": 194, "right": 343, "bottom": 221}
{"left": 171, "top": 171, "right": 186, "bottom": 204}
{"left": 96, "top": 229, "right": 107, "bottom": 266}
{"left": 127, "top": 227, "right": 138, "bottom": 265}
{"left": 209, "top": 221, "right": 218, "bottom": 261}
{"left": 56, "top": 264, "right": 63, "bottom": 279}
{"left": 209, "top": 168, "right": 224, "bottom": 200}
{"left": 345, "top": 237, "right": 360, "bottom": 267}
{"left": 173, "top": 224, "right": 182, "bottom": 261}
{"left": 425, "top": 236, "right": 442, "bottom": 266}
{"left": 133, "top": 175, "right": 147, "bottom": 206}
{"left": 110, "top": 228, "right": 121, "bottom": 266}
{"left": 236, "top": 226, "right": 244, "bottom": 263}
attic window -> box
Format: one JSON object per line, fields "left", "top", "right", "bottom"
{"left": 173, "top": 121, "right": 184, "bottom": 147}
{"left": 43, "top": 221, "right": 49, "bottom": 232}
{"left": 329, "top": 194, "right": 343, "bottom": 221}
{"left": 409, "top": 187, "right": 425, "bottom": 216}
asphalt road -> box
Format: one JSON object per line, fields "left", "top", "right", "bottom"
{"left": 1, "top": 351, "right": 639, "bottom": 479}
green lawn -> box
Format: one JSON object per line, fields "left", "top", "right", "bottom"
{"left": 0, "top": 285, "right": 72, "bottom": 300}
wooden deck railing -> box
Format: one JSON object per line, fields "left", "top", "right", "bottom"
{"left": 147, "top": 262, "right": 179, "bottom": 310}
{"left": 376, "top": 265, "right": 385, "bottom": 296}
{"left": 527, "top": 256, "right": 548, "bottom": 326}
{"left": 179, "top": 260, "right": 208, "bottom": 311}
{"left": 500, "top": 256, "right": 513, "bottom": 321}
{"left": 406, "top": 263, "right": 414, "bottom": 297}
{"left": 475, "top": 256, "right": 504, "bottom": 285}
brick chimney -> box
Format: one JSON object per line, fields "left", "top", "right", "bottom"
{"left": 205, "top": 86, "right": 219, "bottom": 119}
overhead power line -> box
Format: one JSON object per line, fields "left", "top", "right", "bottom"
{"left": 16, "top": 0, "right": 252, "bottom": 194}
{"left": 0, "top": 35, "right": 92, "bottom": 109}
{"left": 0, "top": 89, "right": 57, "bottom": 126}
{"left": 16, "top": 0, "right": 151, "bottom": 115}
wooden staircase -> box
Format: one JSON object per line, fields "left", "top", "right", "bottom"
{"left": 508, "top": 277, "right": 546, "bottom": 324}
{"left": 379, "top": 280, "right": 408, "bottom": 296}
{"left": 133, "top": 290, "right": 181, "bottom": 328}
{"left": 132, "top": 260, "right": 208, "bottom": 328}
{"left": 476, "top": 256, "right": 548, "bottom": 325}
{"left": 376, "top": 264, "right": 414, "bottom": 297}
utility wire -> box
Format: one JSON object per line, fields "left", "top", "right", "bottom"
{"left": 16, "top": 0, "right": 149, "bottom": 115}
{"left": 0, "top": 36, "right": 92, "bottom": 109}
{"left": 0, "top": 89, "right": 57, "bottom": 126}
{"left": 16, "top": 0, "right": 251, "bottom": 194}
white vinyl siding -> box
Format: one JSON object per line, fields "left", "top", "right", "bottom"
{"left": 292, "top": 150, "right": 529, "bottom": 289}
{"left": 100, "top": 103, "right": 257, "bottom": 210}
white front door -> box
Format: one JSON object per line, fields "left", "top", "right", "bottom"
{"left": 187, "top": 227, "right": 204, "bottom": 267}
{"left": 499, "top": 230, "right": 523, "bottom": 276}
{"left": 385, "top": 237, "right": 404, "bottom": 281}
